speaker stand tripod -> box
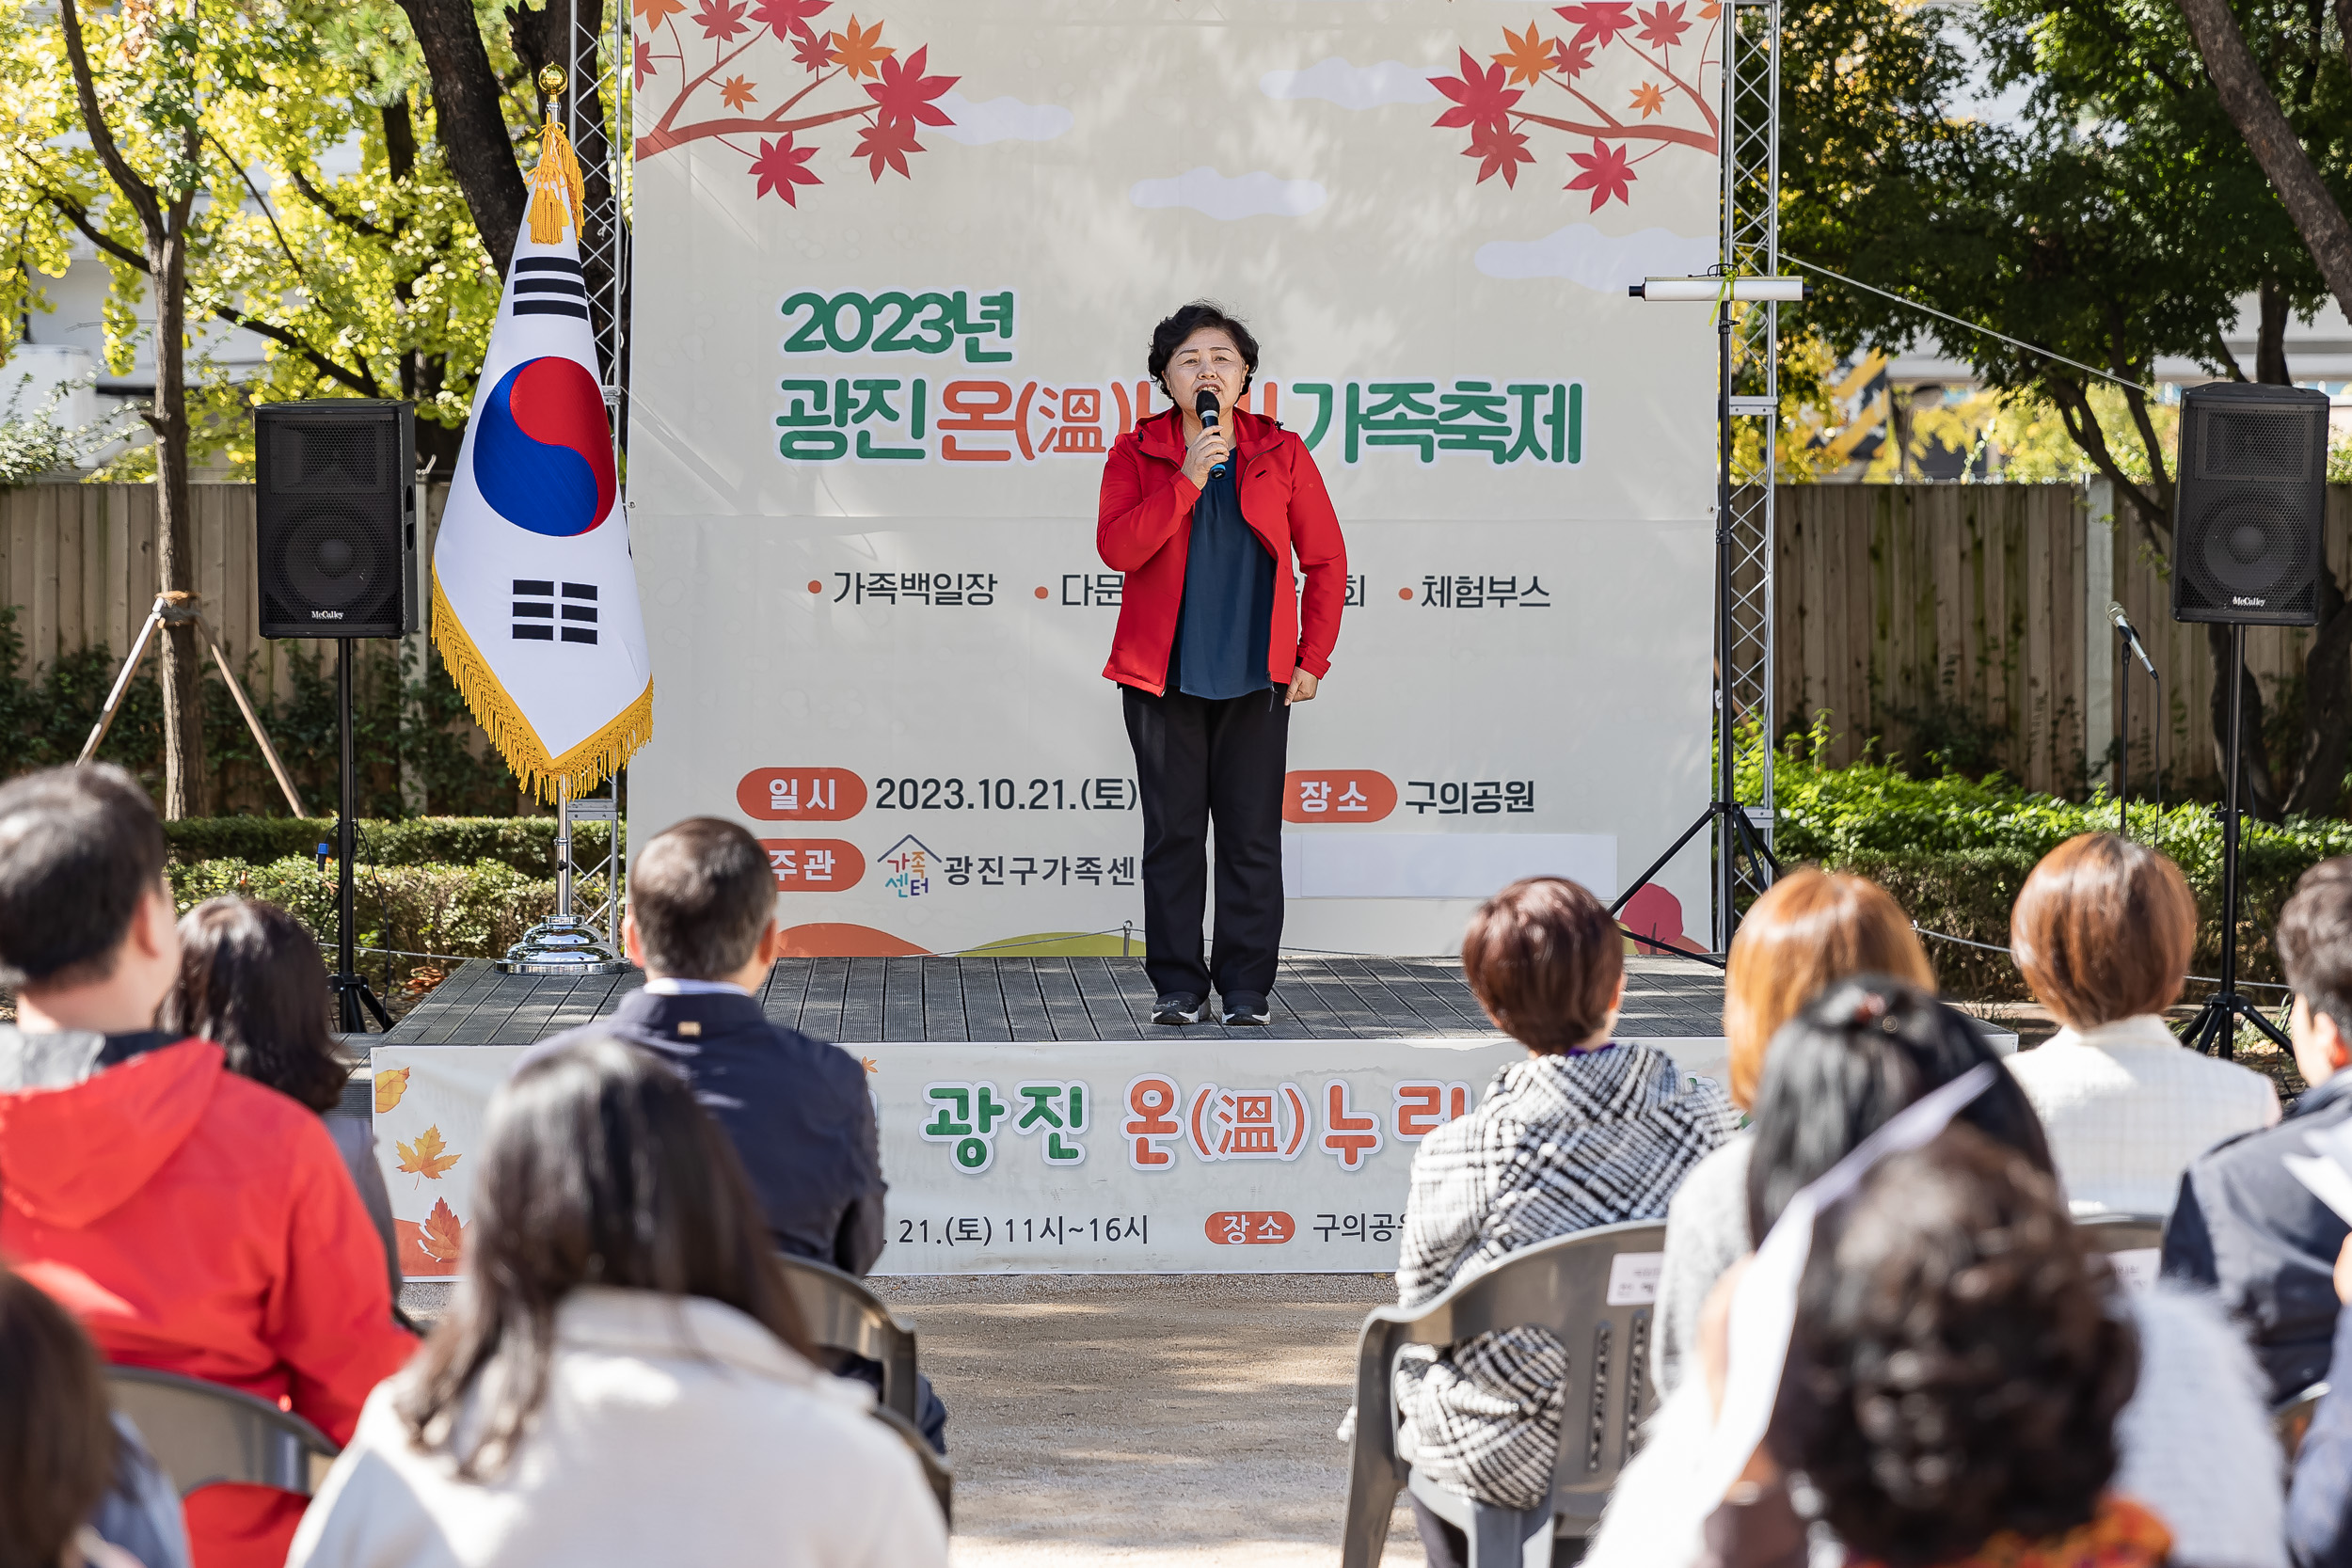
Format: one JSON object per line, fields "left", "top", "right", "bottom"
{"left": 2178, "top": 624, "right": 2288, "bottom": 1060}
{"left": 328, "top": 638, "right": 394, "bottom": 1033}
{"left": 77, "top": 592, "right": 309, "bottom": 818}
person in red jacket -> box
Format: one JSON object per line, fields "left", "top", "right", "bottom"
{"left": 0, "top": 765, "right": 416, "bottom": 1568}
{"left": 1098, "top": 301, "right": 1346, "bottom": 1026}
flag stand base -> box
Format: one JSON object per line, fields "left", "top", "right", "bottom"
{"left": 498, "top": 776, "right": 629, "bottom": 974}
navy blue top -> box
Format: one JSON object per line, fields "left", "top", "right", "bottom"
{"left": 1170, "top": 459, "right": 1276, "bottom": 700}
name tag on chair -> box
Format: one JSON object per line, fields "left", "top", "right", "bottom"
{"left": 1606, "top": 1252, "right": 1664, "bottom": 1306}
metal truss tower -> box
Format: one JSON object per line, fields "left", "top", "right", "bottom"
{"left": 1722, "top": 0, "right": 1782, "bottom": 864}
{"left": 564, "top": 0, "right": 631, "bottom": 412}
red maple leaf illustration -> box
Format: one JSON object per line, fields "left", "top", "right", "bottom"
{"left": 750, "top": 133, "right": 821, "bottom": 202}
{"left": 1552, "top": 36, "right": 1596, "bottom": 78}
{"left": 720, "top": 73, "right": 756, "bottom": 111}
{"left": 1555, "top": 2, "right": 1637, "bottom": 49}
{"left": 791, "top": 24, "right": 834, "bottom": 70}
{"left": 692, "top": 0, "right": 747, "bottom": 41}
{"left": 1430, "top": 48, "right": 1522, "bottom": 135}
{"left": 1464, "top": 121, "right": 1534, "bottom": 186}
{"left": 749, "top": 0, "right": 826, "bottom": 40}
{"left": 853, "top": 113, "right": 924, "bottom": 180}
{"left": 633, "top": 37, "right": 658, "bottom": 89}
{"left": 863, "top": 43, "right": 957, "bottom": 127}
{"left": 1566, "top": 138, "right": 1636, "bottom": 210}
{"left": 1635, "top": 1, "right": 1691, "bottom": 51}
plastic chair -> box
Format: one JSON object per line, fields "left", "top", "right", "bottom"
{"left": 2277, "top": 1381, "right": 2330, "bottom": 1465}
{"left": 2075, "top": 1212, "right": 2167, "bottom": 1291}
{"left": 774, "top": 1253, "right": 923, "bottom": 1426}
{"left": 104, "top": 1366, "right": 340, "bottom": 1497}
{"left": 870, "top": 1402, "right": 955, "bottom": 1526}
{"left": 1340, "top": 1220, "right": 1668, "bottom": 1568}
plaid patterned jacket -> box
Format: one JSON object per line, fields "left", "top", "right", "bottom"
{"left": 1393, "top": 1043, "right": 1738, "bottom": 1511}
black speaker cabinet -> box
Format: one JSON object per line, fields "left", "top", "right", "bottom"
{"left": 255, "top": 400, "right": 417, "bottom": 639}
{"left": 2171, "top": 382, "right": 2329, "bottom": 627}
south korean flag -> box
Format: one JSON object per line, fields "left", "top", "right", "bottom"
{"left": 431, "top": 120, "right": 651, "bottom": 800}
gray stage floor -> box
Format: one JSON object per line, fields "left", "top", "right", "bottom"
{"left": 378, "top": 953, "right": 1725, "bottom": 1045}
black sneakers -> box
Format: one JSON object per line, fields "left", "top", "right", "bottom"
{"left": 1222, "top": 993, "right": 1269, "bottom": 1026}
{"left": 1152, "top": 993, "right": 1206, "bottom": 1025}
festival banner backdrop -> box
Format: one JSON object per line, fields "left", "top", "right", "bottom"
{"left": 373, "top": 1037, "right": 1732, "bottom": 1276}
{"left": 433, "top": 122, "right": 653, "bottom": 800}
{"left": 626, "top": 2, "right": 1723, "bottom": 955}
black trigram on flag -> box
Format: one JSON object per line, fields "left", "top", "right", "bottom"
{"left": 512, "top": 257, "right": 589, "bottom": 320}
{"left": 513, "top": 579, "right": 597, "bottom": 644}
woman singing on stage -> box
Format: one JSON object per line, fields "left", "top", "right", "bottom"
{"left": 1096, "top": 301, "right": 1347, "bottom": 1026}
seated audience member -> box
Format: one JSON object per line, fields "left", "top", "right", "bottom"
{"left": 1711, "top": 1129, "right": 2158, "bottom": 1568}
{"left": 1389, "top": 876, "right": 1740, "bottom": 1568}
{"left": 2285, "top": 1235, "right": 2352, "bottom": 1567}
{"left": 0, "top": 765, "right": 414, "bottom": 1568}
{"left": 0, "top": 1264, "right": 188, "bottom": 1568}
{"left": 2166, "top": 858, "right": 2352, "bottom": 1403}
{"left": 1652, "top": 866, "right": 1935, "bottom": 1395}
{"left": 288, "top": 1037, "right": 948, "bottom": 1568}
{"left": 522, "top": 816, "right": 939, "bottom": 1448}
{"left": 1590, "top": 977, "right": 2283, "bottom": 1568}
{"left": 2008, "top": 832, "right": 2279, "bottom": 1214}
{"left": 162, "top": 895, "right": 402, "bottom": 1299}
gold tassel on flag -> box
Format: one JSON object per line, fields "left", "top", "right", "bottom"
{"left": 527, "top": 117, "right": 586, "bottom": 245}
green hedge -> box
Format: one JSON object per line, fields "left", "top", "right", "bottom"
{"left": 164, "top": 817, "right": 615, "bottom": 877}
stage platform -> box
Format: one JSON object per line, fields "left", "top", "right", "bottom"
{"left": 381, "top": 953, "right": 1726, "bottom": 1045}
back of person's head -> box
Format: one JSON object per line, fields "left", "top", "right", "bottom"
{"left": 2279, "top": 857, "right": 2352, "bottom": 1038}
{"left": 627, "top": 817, "right": 774, "bottom": 980}
{"left": 1746, "top": 974, "right": 2054, "bottom": 1237}
{"left": 160, "top": 896, "right": 348, "bottom": 1114}
{"left": 1723, "top": 867, "right": 1934, "bottom": 1111}
{"left": 1460, "top": 876, "right": 1623, "bottom": 1053}
{"left": 0, "top": 1266, "right": 118, "bottom": 1568}
{"left": 397, "top": 1036, "right": 812, "bottom": 1479}
{"left": 1775, "top": 1126, "right": 2137, "bottom": 1567}
{"left": 0, "top": 764, "right": 167, "bottom": 992}
{"left": 2010, "top": 832, "right": 2196, "bottom": 1029}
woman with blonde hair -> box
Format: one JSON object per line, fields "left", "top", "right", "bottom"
{"left": 1649, "top": 866, "right": 1936, "bottom": 1394}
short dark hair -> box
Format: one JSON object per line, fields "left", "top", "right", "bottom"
{"left": 0, "top": 764, "right": 167, "bottom": 990}
{"left": 163, "top": 897, "right": 351, "bottom": 1114}
{"left": 2010, "top": 832, "right": 2196, "bottom": 1028}
{"left": 1745, "top": 974, "right": 2054, "bottom": 1238}
{"left": 2280, "top": 858, "right": 2352, "bottom": 1038}
{"left": 1776, "top": 1127, "right": 2137, "bottom": 1566}
{"left": 628, "top": 817, "right": 774, "bottom": 979}
{"left": 0, "top": 1266, "right": 119, "bottom": 1568}
{"left": 396, "top": 1037, "right": 813, "bottom": 1480}
{"left": 1459, "top": 877, "right": 1624, "bottom": 1053}
{"left": 1147, "top": 300, "right": 1259, "bottom": 398}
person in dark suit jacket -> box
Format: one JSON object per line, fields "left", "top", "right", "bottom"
{"left": 526, "top": 816, "right": 945, "bottom": 1449}
{"left": 2163, "top": 858, "right": 2352, "bottom": 1404}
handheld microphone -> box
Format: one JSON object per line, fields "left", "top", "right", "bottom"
{"left": 2108, "top": 603, "right": 2157, "bottom": 677}
{"left": 1196, "top": 390, "right": 1228, "bottom": 480}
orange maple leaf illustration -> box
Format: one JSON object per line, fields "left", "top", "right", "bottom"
{"left": 1490, "top": 22, "right": 1554, "bottom": 87}
{"left": 720, "top": 73, "right": 757, "bottom": 110}
{"left": 373, "top": 1067, "right": 410, "bottom": 1114}
{"left": 420, "top": 1196, "right": 466, "bottom": 1263}
{"left": 1629, "top": 82, "right": 1665, "bottom": 118}
{"left": 396, "top": 1124, "right": 461, "bottom": 1180}
{"left": 1698, "top": 0, "right": 1722, "bottom": 13}
{"left": 831, "top": 14, "right": 893, "bottom": 79}
{"left": 635, "top": 0, "right": 685, "bottom": 24}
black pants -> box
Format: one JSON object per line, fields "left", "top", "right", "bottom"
{"left": 1122, "top": 684, "right": 1289, "bottom": 1001}
{"left": 1408, "top": 1495, "right": 1586, "bottom": 1567}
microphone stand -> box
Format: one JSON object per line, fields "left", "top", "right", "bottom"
{"left": 2112, "top": 616, "right": 2160, "bottom": 846}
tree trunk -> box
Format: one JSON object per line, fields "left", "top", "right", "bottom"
{"left": 150, "top": 213, "right": 205, "bottom": 819}
{"left": 396, "top": 0, "right": 527, "bottom": 274}
{"left": 2259, "top": 278, "right": 2293, "bottom": 383}
{"left": 2208, "top": 621, "right": 2283, "bottom": 819}
{"left": 2172, "top": 0, "right": 2352, "bottom": 329}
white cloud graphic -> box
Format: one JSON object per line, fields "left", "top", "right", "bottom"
{"left": 1129, "top": 166, "right": 1327, "bottom": 222}
{"left": 1259, "top": 56, "right": 1438, "bottom": 110}
{"left": 930, "top": 91, "right": 1073, "bottom": 145}
{"left": 1474, "top": 224, "right": 1716, "bottom": 292}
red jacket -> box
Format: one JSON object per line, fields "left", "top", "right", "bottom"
{"left": 1097, "top": 405, "right": 1346, "bottom": 693}
{"left": 0, "top": 1038, "right": 417, "bottom": 1568}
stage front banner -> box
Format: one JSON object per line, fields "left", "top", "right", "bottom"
{"left": 626, "top": 1, "right": 1723, "bottom": 956}
{"left": 372, "top": 1037, "right": 1732, "bottom": 1276}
